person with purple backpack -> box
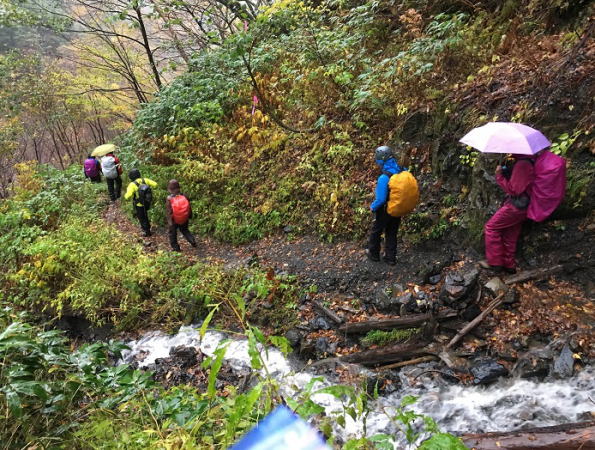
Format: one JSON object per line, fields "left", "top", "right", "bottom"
{"left": 479, "top": 149, "right": 566, "bottom": 273}
{"left": 83, "top": 155, "right": 102, "bottom": 183}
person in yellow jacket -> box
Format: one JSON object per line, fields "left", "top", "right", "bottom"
{"left": 124, "top": 168, "right": 158, "bottom": 237}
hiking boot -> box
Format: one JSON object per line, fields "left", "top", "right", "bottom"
{"left": 144, "top": 231, "right": 152, "bottom": 237}
{"left": 478, "top": 260, "right": 516, "bottom": 274}
{"left": 478, "top": 260, "right": 501, "bottom": 271}
{"left": 383, "top": 257, "right": 396, "bottom": 266}
{"left": 366, "top": 250, "right": 380, "bottom": 262}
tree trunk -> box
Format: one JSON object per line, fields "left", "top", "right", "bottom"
{"left": 135, "top": 6, "right": 162, "bottom": 89}
{"left": 462, "top": 421, "right": 595, "bottom": 450}
{"left": 338, "top": 310, "right": 457, "bottom": 334}
{"left": 338, "top": 342, "right": 430, "bottom": 365}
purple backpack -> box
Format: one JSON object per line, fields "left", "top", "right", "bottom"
{"left": 84, "top": 158, "right": 99, "bottom": 178}
{"left": 527, "top": 150, "right": 566, "bottom": 222}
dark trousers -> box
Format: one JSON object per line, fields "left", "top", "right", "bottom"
{"left": 134, "top": 205, "right": 151, "bottom": 235}
{"left": 368, "top": 207, "right": 401, "bottom": 261}
{"left": 106, "top": 176, "right": 122, "bottom": 201}
{"left": 168, "top": 222, "right": 196, "bottom": 251}
{"left": 89, "top": 174, "right": 101, "bottom": 183}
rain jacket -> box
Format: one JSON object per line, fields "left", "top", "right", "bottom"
{"left": 370, "top": 158, "right": 404, "bottom": 211}
{"left": 124, "top": 177, "right": 158, "bottom": 207}
{"left": 495, "top": 157, "right": 535, "bottom": 198}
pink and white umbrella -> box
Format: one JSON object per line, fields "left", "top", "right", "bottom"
{"left": 459, "top": 122, "right": 551, "bottom": 155}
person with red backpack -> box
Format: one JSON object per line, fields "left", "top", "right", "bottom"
{"left": 479, "top": 149, "right": 566, "bottom": 273}
{"left": 165, "top": 179, "right": 197, "bottom": 251}
{"left": 83, "top": 155, "right": 101, "bottom": 182}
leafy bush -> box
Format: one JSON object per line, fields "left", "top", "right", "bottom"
{"left": 0, "top": 307, "right": 153, "bottom": 448}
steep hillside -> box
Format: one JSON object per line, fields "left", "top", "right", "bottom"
{"left": 122, "top": 0, "right": 594, "bottom": 244}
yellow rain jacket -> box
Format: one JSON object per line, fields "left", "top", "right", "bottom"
{"left": 124, "top": 178, "right": 158, "bottom": 207}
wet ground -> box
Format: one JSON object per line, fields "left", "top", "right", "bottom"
{"left": 103, "top": 201, "right": 594, "bottom": 303}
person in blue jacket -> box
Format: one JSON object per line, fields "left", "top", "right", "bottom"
{"left": 367, "top": 145, "right": 404, "bottom": 265}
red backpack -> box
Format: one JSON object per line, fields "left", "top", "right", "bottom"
{"left": 170, "top": 195, "right": 190, "bottom": 225}
{"left": 527, "top": 150, "right": 566, "bottom": 222}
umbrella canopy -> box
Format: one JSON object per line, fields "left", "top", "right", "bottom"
{"left": 91, "top": 143, "right": 117, "bottom": 157}
{"left": 459, "top": 122, "right": 551, "bottom": 155}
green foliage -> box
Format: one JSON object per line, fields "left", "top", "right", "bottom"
{"left": 565, "top": 162, "right": 594, "bottom": 209}
{"left": 0, "top": 164, "right": 301, "bottom": 332}
{"left": 550, "top": 130, "right": 581, "bottom": 156}
{"left": 134, "top": 47, "right": 245, "bottom": 138}
{"left": 459, "top": 147, "right": 479, "bottom": 167}
{"left": 420, "top": 433, "right": 468, "bottom": 449}
{"left": 0, "top": 307, "right": 153, "bottom": 448}
{"left": 361, "top": 328, "right": 419, "bottom": 347}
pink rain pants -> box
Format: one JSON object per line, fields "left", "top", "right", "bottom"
{"left": 484, "top": 203, "right": 527, "bottom": 269}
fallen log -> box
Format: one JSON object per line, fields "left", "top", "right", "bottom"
{"left": 338, "top": 342, "right": 430, "bottom": 365}
{"left": 462, "top": 420, "right": 595, "bottom": 450}
{"left": 504, "top": 264, "right": 564, "bottom": 285}
{"left": 338, "top": 309, "right": 458, "bottom": 334}
{"left": 312, "top": 300, "right": 344, "bottom": 325}
{"left": 374, "top": 355, "right": 437, "bottom": 372}
{"left": 445, "top": 293, "right": 504, "bottom": 350}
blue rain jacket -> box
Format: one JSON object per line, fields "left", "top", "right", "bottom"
{"left": 370, "top": 158, "right": 404, "bottom": 211}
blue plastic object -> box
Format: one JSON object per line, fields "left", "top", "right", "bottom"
{"left": 230, "top": 405, "right": 330, "bottom": 450}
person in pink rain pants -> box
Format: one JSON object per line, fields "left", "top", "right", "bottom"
{"left": 479, "top": 154, "right": 536, "bottom": 274}
{"left": 460, "top": 122, "right": 566, "bottom": 274}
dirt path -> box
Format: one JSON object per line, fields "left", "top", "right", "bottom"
{"left": 103, "top": 201, "right": 594, "bottom": 302}
{"left": 103, "top": 201, "right": 465, "bottom": 302}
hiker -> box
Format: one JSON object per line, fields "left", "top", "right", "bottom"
{"left": 479, "top": 154, "right": 536, "bottom": 274}
{"left": 100, "top": 151, "right": 122, "bottom": 201}
{"left": 165, "top": 179, "right": 197, "bottom": 251}
{"left": 83, "top": 155, "right": 101, "bottom": 182}
{"left": 124, "top": 169, "right": 157, "bottom": 237}
{"left": 367, "top": 145, "right": 406, "bottom": 266}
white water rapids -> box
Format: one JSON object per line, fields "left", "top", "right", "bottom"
{"left": 120, "top": 326, "right": 594, "bottom": 442}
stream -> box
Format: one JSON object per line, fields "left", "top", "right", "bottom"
{"left": 120, "top": 325, "right": 594, "bottom": 443}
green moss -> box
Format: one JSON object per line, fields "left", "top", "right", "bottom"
{"left": 361, "top": 328, "right": 419, "bottom": 347}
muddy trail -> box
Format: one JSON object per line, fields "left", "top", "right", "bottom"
{"left": 103, "top": 200, "right": 594, "bottom": 300}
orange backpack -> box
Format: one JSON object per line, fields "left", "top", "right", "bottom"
{"left": 170, "top": 195, "right": 190, "bottom": 224}
{"left": 386, "top": 171, "right": 420, "bottom": 217}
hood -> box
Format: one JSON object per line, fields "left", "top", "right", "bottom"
{"left": 168, "top": 179, "right": 181, "bottom": 194}
{"left": 128, "top": 168, "right": 141, "bottom": 180}
{"left": 376, "top": 158, "right": 401, "bottom": 175}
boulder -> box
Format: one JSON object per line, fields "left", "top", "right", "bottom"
{"left": 512, "top": 347, "right": 553, "bottom": 379}
{"left": 365, "top": 371, "right": 401, "bottom": 396}
{"left": 503, "top": 288, "right": 519, "bottom": 305}
{"left": 314, "top": 337, "right": 337, "bottom": 356}
{"left": 284, "top": 328, "right": 302, "bottom": 348}
{"left": 439, "top": 268, "right": 480, "bottom": 307}
{"left": 463, "top": 268, "right": 479, "bottom": 288}
{"left": 470, "top": 358, "right": 509, "bottom": 384}
{"left": 551, "top": 344, "right": 574, "bottom": 379}
{"left": 372, "top": 287, "right": 407, "bottom": 312}
{"left": 428, "top": 274, "right": 441, "bottom": 285}
{"left": 170, "top": 346, "right": 201, "bottom": 368}
{"left": 310, "top": 316, "right": 331, "bottom": 330}
{"left": 485, "top": 277, "right": 508, "bottom": 296}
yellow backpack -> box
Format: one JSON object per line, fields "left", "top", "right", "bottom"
{"left": 386, "top": 171, "right": 420, "bottom": 217}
